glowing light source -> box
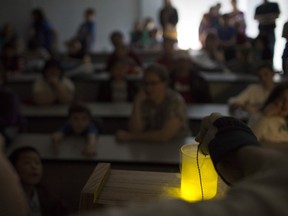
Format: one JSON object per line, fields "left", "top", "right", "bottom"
{"left": 180, "top": 144, "right": 218, "bottom": 202}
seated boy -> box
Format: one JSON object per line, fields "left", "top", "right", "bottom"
{"left": 51, "top": 103, "right": 98, "bottom": 156}
{"left": 9, "top": 146, "right": 66, "bottom": 215}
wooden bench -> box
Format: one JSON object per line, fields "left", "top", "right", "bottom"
{"left": 79, "top": 163, "right": 228, "bottom": 211}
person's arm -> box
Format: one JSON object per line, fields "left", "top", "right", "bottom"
{"left": 117, "top": 115, "right": 182, "bottom": 142}
{"left": 53, "top": 78, "right": 75, "bottom": 104}
{"left": 83, "top": 133, "right": 97, "bottom": 156}
{"left": 228, "top": 85, "right": 255, "bottom": 112}
{"left": 0, "top": 151, "right": 29, "bottom": 216}
{"left": 196, "top": 113, "right": 261, "bottom": 185}
{"left": 32, "top": 80, "right": 56, "bottom": 106}
{"left": 128, "top": 91, "right": 147, "bottom": 132}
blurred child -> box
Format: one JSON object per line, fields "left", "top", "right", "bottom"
{"left": 51, "top": 103, "right": 98, "bottom": 156}
{"left": 0, "top": 41, "right": 25, "bottom": 75}
{"left": 106, "top": 31, "right": 142, "bottom": 73}
{"left": 249, "top": 82, "right": 288, "bottom": 153}
{"left": 9, "top": 146, "right": 66, "bottom": 216}
{"left": 97, "top": 60, "right": 138, "bottom": 102}
{"left": 229, "top": 63, "right": 275, "bottom": 116}
{"left": 32, "top": 59, "right": 75, "bottom": 106}
{"left": 61, "top": 38, "right": 93, "bottom": 75}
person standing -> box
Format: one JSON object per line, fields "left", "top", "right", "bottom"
{"left": 254, "top": 0, "right": 280, "bottom": 60}
{"left": 282, "top": 21, "right": 288, "bottom": 75}
{"left": 159, "top": 0, "right": 178, "bottom": 32}
{"left": 77, "top": 8, "right": 96, "bottom": 54}
{"left": 29, "top": 8, "right": 57, "bottom": 54}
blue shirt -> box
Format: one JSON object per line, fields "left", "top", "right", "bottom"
{"left": 59, "top": 121, "right": 98, "bottom": 137}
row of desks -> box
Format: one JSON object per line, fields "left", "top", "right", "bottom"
{"left": 7, "top": 72, "right": 259, "bottom": 103}
{"left": 21, "top": 102, "right": 228, "bottom": 119}
{"left": 7, "top": 134, "right": 195, "bottom": 164}
{"left": 21, "top": 103, "right": 229, "bottom": 134}
{"left": 6, "top": 133, "right": 196, "bottom": 213}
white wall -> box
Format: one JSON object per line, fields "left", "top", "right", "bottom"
{"left": 0, "top": 0, "right": 287, "bottom": 69}
{"left": 0, "top": 0, "right": 31, "bottom": 39}
{"left": 170, "top": 0, "right": 288, "bottom": 70}
{"left": 0, "top": 0, "right": 139, "bottom": 52}
{"left": 30, "top": 0, "right": 138, "bottom": 52}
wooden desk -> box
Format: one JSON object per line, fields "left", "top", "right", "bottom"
{"left": 21, "top": 103, "right": 228, "bottom": 118}
{"left": 8, "top": 133, "right": 193, "bottom": 214}
{"left": 7, "top": 134, "right": 195, "bottom": 164}
{"left": 79, "top": 163, "right": 227, "bottom": 210}
{"left": 20, "top": 103, "right": 229, "bottom": 133}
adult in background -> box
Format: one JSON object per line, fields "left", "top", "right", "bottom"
{"left": 282, "top": 21, "right": 288, "bottom": 75}
{"left": 228, "top": 0, "right": 246, "bottom": 31}
{"left": 29, "top": 8, "right": 57, "bottom": 54}
{"left": 254, "top": 0, "right": 280, "bottom": 60}
{"left": 216, "top": 14, "right": 237, "bottom": 61}
{"left": 159, "top": 0, "right": 178, "bottom": 32}
{"left": 77, "top": 8, "right": 96, "bottom": 54}
{"left": 116, "top": 63, "right": 190, "bottom": 142}
{"left": 156, "top": 34, "right": 178, "bottom": 73}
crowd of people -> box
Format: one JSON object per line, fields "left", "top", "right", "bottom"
{"left": 0, "top": 0, "right": 288, "bottom": 215}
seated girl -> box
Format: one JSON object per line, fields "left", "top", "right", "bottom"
{"left": 97, "top": 60, "right": 138, "bottom": 102}
{"left": 228, "top": 63, "right": 275, "bottom": 117}
{"left": 249, "top": 82, "right": 288, "bottom": 153}
{"left": 32, "top": 59, "right": 75, "bottom": 106}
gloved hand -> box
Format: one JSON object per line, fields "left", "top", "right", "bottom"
{"left": 195, "top": 113, "right": 260, "bottom": 185}
{"left": 195, "top": 112, "right": 222, "bottom": 155}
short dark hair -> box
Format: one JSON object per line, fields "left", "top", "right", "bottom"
{"left": 110, "top": 31, "right": 123, "bottom": 42}
{"left": 42, "top": 59, "right": 63, "bottom": 78}
{"left": 68, "top": 103, "right": 92, "bottom": 118}
{"left": 85, "top": 8, "right": 95, "bottom": 16}
{"left": 262, "top": 82, "right": 288, "bottom": 110}
{"left": 144, "top": 63, "right": 169, "bottom": 82}
{"left": 9, "top": 146, "right": 41, "bottom": 167}
{"left": 32, "top": 8, "right": 45, "bottom": 22}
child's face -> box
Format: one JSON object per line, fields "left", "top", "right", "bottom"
{"left": 15, "top": 151, "right": 43, "bottom": 186}
{"left": 70, "top": 112, "right": 90, "bottom": 135}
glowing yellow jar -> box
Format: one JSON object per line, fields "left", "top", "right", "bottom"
{"left": 180, "top": 143, "right": 218, "bottom": 202}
